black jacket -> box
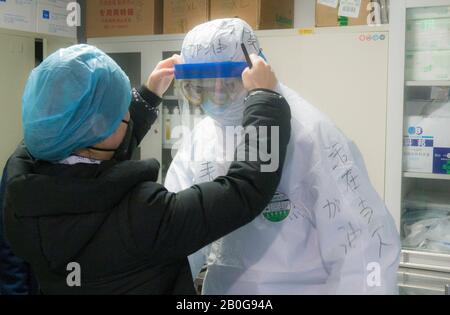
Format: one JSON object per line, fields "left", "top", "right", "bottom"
{"left": 0, "top": 161, "right": 38, "bottom": 295}
{"left": 4, "top": 86, "right": 291, "bottom": 295}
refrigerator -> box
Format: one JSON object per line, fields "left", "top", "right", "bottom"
{"left": 386, "top": 0, "right": 450, "bottom": 295}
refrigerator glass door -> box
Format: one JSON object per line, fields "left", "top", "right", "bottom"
{"left": 401, "top": 5, "right": 450, "bottom": 270}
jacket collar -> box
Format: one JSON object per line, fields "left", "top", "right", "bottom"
{"left": 5, "top": 144, "right": 160, "bottom": 217}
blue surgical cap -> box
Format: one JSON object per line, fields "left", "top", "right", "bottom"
{"left": 22, "top": 44, "right": 132, "bottom": 161}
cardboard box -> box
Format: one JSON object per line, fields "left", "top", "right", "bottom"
{"left": 406, "top": 18, "right": 450, "bottom": 51}
{"left": 210, "top": 0, "right": 294, "bottom": 30}
{"left": 39, "top": 0, "right": 71, "bottom": 9}
{"left": 37, "top": 0, "right": 76, "bottom": 38}
{"left": 0, "top": 0, "right": 36, "bottom": 33}
{"left": 163, "top": 0, "right": 209, "bottom": 34}
{"left": 316, "top": 0, "right": 371, "bottom": 27}
{"left": 86, "top": 0, "right": 163, "bottom": 38}
{"left": 404, "top": 109, "right": 450, "bottom": 175}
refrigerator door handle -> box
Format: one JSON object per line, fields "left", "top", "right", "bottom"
{"left": 446, "top": 284, "right": 449, "bottom": 295}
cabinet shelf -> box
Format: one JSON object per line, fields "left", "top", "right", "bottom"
{"left": 163, "top": 143, "right": 175, "bottom": 150}
{"left": 403, "top": 172, "right": 450, "bottom": 180}
{"left": 406, "top": 81, "right": 450, "bottom": 87}
{"left": 401, "top": 249, "right": 450, "bottom": 274}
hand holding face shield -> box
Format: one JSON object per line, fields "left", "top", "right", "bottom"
{"left": 242, "top": 54, "right": 278, "bottom": 91}
{"left": 147, "top": 54, "right": 182, "bottom": 97}
{"left": 174, "top": 51, "right": 277, "bottom": 128}
{"left": 84, "top": 54, "right": 182, "bottom": 161}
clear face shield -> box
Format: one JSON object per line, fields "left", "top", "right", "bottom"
{"left": 180, "top": 77, "right": 246, "bottom": 107}
{"left": 174, "top": 61, "right": 249, "bottom": 130}
{"left": 169, "top": 61, "right": 250, "bottom": 171}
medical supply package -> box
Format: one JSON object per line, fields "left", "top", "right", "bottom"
{"left": 402, "top": 191, "right": 450, "bottom": 253}
{"left": 405, "top": 50, "right": 450, "bottom": 81}
{"left": 403, "top": 101, "right": 450, "bottom": 175}
{"left": 406, "top": 18, "right": 450, "bottom": 51}
{"left": 0, "top": 0, "right": 36, "bottom": 33}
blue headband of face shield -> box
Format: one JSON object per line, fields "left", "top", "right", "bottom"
{"left": 175, "top": 50, "right": 268, "bottom": 80}
{"left": 175, "top": 62, "right": 247, "bottom": 80}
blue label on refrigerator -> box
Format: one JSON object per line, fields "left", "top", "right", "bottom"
{"left": 404, "top": 138, "right": 434, "bottom": 147}
{"left": 433, "top": 148, "right": 450, "bottom": 174}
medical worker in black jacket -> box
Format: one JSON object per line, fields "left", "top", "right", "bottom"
{"left": 3, "top": 44, "right": 291, "bottom": 294}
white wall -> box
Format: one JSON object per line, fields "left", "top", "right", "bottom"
{"left": 0, "top": 30, "right": 76, "bottom": 170}
{"left": 0, "top": 32, "right": 35, "bottom": 170}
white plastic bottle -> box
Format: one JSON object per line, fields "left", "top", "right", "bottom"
{"left": 193, "top": 106, "right": 203, "bottom": 127}
{"left": 163, "top": 107, "right": 171, "bottom": 145}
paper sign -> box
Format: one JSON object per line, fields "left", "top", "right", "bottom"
{"left": 339, "top": 0, "right": 362, "bottom": 18}
{"left": 39, "top": 0, "right": 71, "bottom": 9}
{"left": 36, "top": 2, "right": 76, "bottom": 38}
{"left": 298, "top": 28, "right": 314, "bottom": 35}
{"left": 318, "top": 0, "right": 339, "bottom": 8}
{"left": 0, "top": 0, "right": 36, "bottom": 33}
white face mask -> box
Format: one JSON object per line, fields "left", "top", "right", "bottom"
{"left": 201, "top": 90, "right": 247, "bottom": 126}
{"left": 179, "top": 77, "right": 248, "bottom": 126}
{"left": 201, "top": 99, "right": 228, "bottom": 116}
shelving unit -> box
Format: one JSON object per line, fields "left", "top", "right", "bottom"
{"left": 401, "top": 250, "right": 450, "bottom": 273}
{"left": 387, "top": 0, "right": 450, "bottom": 295}
{"left": 406, "top": 81, "right": 450, "bottom": 86}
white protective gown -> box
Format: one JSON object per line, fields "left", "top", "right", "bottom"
{"left": 165, "top": 83, "right": 401, "bottom": 295}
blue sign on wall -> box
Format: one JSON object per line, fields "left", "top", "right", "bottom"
{"left": 42, "top": 10, "right": 50, "bottom": 20}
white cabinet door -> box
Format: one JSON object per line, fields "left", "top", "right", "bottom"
{"left": 0, "top": 32, "right": 35, "bottom": 170}
{"left": 398, "top": 267, "right": 450, "bottom": 295}
{"left": 259, "top": 27, "right": 390, "bottom": 199}
{"left": 44, "top": 37, "right": 76, "bottom": 57}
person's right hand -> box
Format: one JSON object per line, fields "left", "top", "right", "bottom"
{"left": 146, "top": 54, "right": 182, "bottom": 98}
{"left": 242, "top": 54, "right": 278, "bottom": 91}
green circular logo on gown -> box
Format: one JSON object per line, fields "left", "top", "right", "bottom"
{"left": 263, "top": 192, "right": 291, "bottom": 222}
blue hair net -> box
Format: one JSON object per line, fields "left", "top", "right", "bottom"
{"left": 22, "top": 44, "right": 132, "bottom": 161}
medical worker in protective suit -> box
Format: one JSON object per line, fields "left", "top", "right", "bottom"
{"left": 3, "top": 44, "right": 291, "bottom": 294}
{"left": 165, "top": 19, "right": 401, "bottom": 295}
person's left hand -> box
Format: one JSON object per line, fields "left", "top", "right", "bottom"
{"left": 146, "top": 54, "right": 182, "bottom": 97}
